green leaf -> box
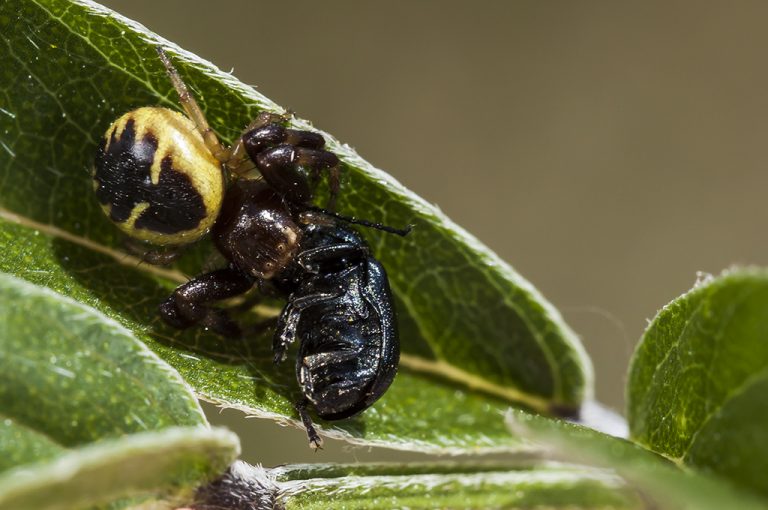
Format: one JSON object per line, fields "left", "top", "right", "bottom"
{"left": 0, "top": 219, "right": 523, "bottom": 452}
{"left": 508, "top": 409, "right": 768, "bottom": 510}
{"left": 0, "top": 0, "right": 590, "bottom": 449}
{"left": 192, "top": 460, "right": 642, "bottom": 510}
{"left": 627, "top": 268, "right": 768, "bottom": 497}
{"left": 279, "top": 469, "right": 635, "bottom": 510}
{"left": 0, "top": 426, "right": 240, "bottom": 510}
{"left": 0, "top": 274, "right": 237, "bottom": 507}
{"left": 0, "top": 273, "right": 207, "bottom": 469}
{"left": 0, "top": 419, "right": 65, "bottom": 473}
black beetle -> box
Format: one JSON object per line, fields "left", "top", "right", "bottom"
{"left": 273, "top": 221, "right": 400, "bottom": 448}
{"left": 158, "top": 178, "right": 405, "bottom": 449}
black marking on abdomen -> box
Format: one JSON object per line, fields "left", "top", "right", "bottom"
{"left": 93, "top": 118, "right": 206, "bottom": 234}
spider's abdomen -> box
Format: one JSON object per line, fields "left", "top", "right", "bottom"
{"left": 93, "top": 107, "right": 224, "bottom": 246}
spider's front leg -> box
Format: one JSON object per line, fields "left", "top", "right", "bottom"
{"left": 159, "top": 266, "right": 255, "bottom": 338}
{"left": 239, "top": 118, "right": 341, "bottom": 209}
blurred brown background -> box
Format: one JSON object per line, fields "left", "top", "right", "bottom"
{"left": 98, "top": 0, "right": 768, "bottom": 463}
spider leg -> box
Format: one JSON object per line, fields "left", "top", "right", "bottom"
{"left": 159, "top": 266, "right": 255, "bottom": 338}
{"left": 229, "top": 117, "right": 341, "bottom": 209}
{"left": 123, "top": 237, "right": 185, "bottom": 266}
{"left": 227, "top": 111, "right": 292, "bottom": 173}
{"left": 156, "top": 47, "right": 229, "bottom": 163}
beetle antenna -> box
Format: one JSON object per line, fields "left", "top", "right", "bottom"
{"left": 308, "top": 206, "right": 413, "bottom": 237}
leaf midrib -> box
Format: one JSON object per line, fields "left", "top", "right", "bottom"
{"left": 0, "top": 206, "right": 187, "bottom": 284}
{"left": 640, "top": 277, "right": 760, "bottom": 461}
{"left": 680, "top": 365, "right": 768, "bottom": 464}
{"left": 0, "top": 203, "right": 559, "bottom": 415}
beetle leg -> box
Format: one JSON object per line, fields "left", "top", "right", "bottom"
{"left": 159, "top": 266, "right": 255, "bottom": 337}
{"left": 295, "top": 243, "right": 366, "bottom": 273}
{"left": 273, "top": 292, "right": 339, "bottom": 363}
{"left": 295, "top": 397, "right": 324, "bottom": 451}
{"left": 273, "top": 243, "right": 365, "bottom": 359}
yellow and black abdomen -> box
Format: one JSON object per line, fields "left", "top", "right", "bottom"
{"left": 93, "top": 107, "right": 224, "bottom": 246}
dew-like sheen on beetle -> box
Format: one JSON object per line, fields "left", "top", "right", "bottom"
{"left": 92, "top": 48, "right": 410, "bottom": 449}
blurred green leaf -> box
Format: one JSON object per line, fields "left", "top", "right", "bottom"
{"left": 0, "top": 426, "right": 240, "bottom": 510}
{"left": 508, "top": 409, "right": 767, "bottom": 510}
{"left": 0, "top": 0, "right": 591, "bottom": 449}
{"left": 279, "top": 469, "right": 636, "bottom": 510}
{"left": 0, "top": 419, "right": 65, "bottom": 474}
{"left": 193, "top": 460, "right": 642, "bottom": 510}
{"left": 0, "top": 273, "right": 206, "bottom": 469}
{"left": 0, "top": 274, "right": 236, "bottom": 509}
{"left": 627, "top": 268, "right": 768, "bottom": 497}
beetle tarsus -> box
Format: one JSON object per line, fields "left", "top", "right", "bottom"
{"left": 296, "top": 398, "right": 324, "bottom": 451}
{"left": 273, "top": 348, "right": 288, "bottom": 365}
